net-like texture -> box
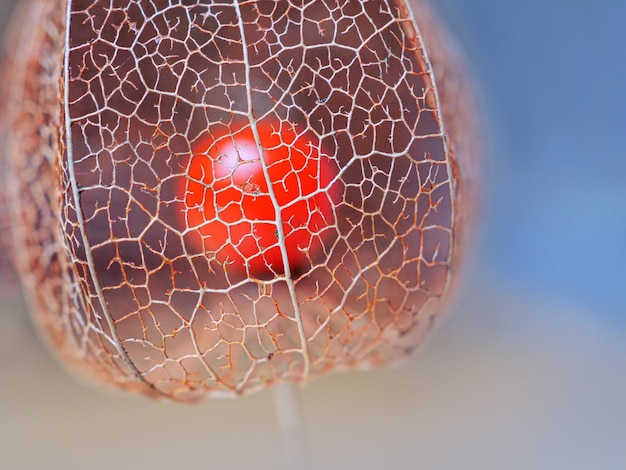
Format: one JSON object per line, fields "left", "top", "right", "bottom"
{"left": 1, "top": 0, "right": 476, "bottom": 401}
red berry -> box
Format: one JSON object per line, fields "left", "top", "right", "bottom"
{"left": 182, "top": 121, "right": 338, "bottom": 277}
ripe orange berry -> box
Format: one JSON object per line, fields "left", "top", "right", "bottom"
{"left": 182, "top": 121, "right": 339, "bottom": 277}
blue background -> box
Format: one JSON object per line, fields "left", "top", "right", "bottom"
{"left": 437, "top": 0, "right": 626, "bottom": 324}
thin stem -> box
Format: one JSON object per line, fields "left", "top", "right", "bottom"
{"left": 271, "top": 382, "right": 311, "bottom": 470}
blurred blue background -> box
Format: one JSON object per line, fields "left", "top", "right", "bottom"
{"left": 0, "top": 1, "right": 624, "bottom": 469}
{"left": 438, "top": 0, "right": 626, "bottom": 325}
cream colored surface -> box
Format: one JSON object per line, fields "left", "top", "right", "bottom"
{"left": 2, "top": 278, "right": 625, "bottom": 469}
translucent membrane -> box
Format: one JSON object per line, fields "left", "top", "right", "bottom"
{"left": 1, "top": 0, "right": 477, "bottom": 401}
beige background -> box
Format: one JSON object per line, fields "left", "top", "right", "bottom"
{"left": 1, "top": 1, "right": 625, "bottom": 469}
{"left": 3, "top": 275, "right": 625, "bottom": 469}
